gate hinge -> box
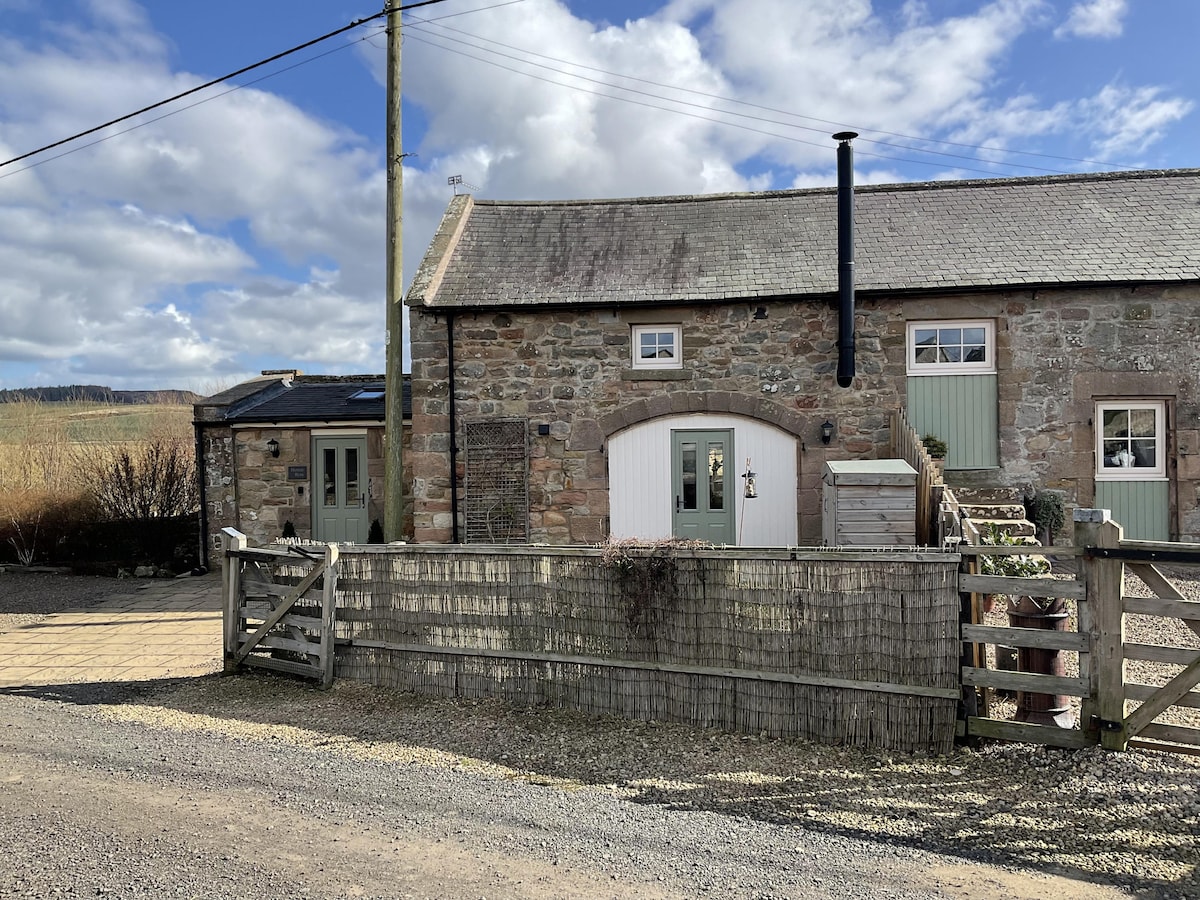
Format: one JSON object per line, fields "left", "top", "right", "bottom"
{"left": 1090, "top": 715, "right": 1124, "bottom": 733}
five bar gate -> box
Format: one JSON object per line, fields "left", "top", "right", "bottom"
{"left": 221, "top": 528, "right": 338, "bottom": 689}
{"left": 959, "top": 509, "right": 1200, "bottom": 754}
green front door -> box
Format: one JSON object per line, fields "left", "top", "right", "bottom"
{"left": 313, "top": 436, "right": 369, "bottom": 543}
{"left": 672, "top": 429, "right": 734, "bottom": 544}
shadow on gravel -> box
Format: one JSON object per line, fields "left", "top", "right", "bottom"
{"left": 0, "top": 677, "right": 200, "bottom": 705}
{"left": 0, "top": 573, "right": 130, "bottom": 616}
{"left": 6, "top": 670, "right": 1197, "bottom": 900}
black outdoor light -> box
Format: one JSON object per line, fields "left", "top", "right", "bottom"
{"left": 820, "top": 420, "right": 835, "bottom": 445}
{"left": 266, "top": 438, "right": 280, "bottom": 458}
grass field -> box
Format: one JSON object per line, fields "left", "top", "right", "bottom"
{"left": 0, "top": 401, "right": 193, "bottom": 495}
{"left": 0, "top": 401, "right": 192, "bottom": 442}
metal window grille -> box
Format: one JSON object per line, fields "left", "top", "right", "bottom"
{"left": 463, "top": 419, "right": 529, "bottom": 544}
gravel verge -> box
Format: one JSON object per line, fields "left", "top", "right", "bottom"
{"left": 6, "top": 669, "right": 1192, "bottom": 899}
{"left": 2, "top": 571, "right": 1197, "bottom": 897}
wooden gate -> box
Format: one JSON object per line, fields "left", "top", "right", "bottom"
{"left": 958, "top": 543, "right": 1093, "bottom": 749}
{"left": 221, "top": 528, "right": 339, "bottom": 688}
{"left": 957, "top": 510, "right": 1200, "bottom": 754}
{"left": 1080, "top": 514, "right": 1200, "bottom": 752}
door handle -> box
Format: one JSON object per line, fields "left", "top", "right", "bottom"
{"left": 676, "top": 495, "right": 682, "bottom": 512}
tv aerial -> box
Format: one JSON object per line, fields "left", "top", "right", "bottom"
{"left": 447, "top": 174, "right": 480, "bottom": 196}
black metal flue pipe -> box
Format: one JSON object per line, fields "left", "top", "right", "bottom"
{"left": 833, "top": 131, "right": 858, "bottom": 388}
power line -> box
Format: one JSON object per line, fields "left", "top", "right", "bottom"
{"left": 0, "top": 0, "right": 454, "bottom": 171}
{"left": 365, "top": 0, "right": 529, "bottom": 49}
{"left": 403, "top": 29, "right": 1039, "bottom": 178}
{"left": 407, "top": 15, "right": 1143, "bottom": 174}
{"left": 0, "top": 35, "right": 376, "bottom": 181}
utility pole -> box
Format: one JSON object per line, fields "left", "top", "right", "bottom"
{"left": 383, "top": 0, "right": 405, "bottom": 542}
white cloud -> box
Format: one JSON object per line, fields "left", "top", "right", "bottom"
{"left": 398, "top": 0, "right": 1062, "bottom": 194}
{"left": 0, "top": 0, "right": 1193, "bottom": 390}
{"left": 1055, "top": 0, "right": 1128, "bottom": 40}
{"left": 1080, "top": 83, "right": 1194, "bottom": 157}
{"left": 0, "top": 3, "right": 388, "bottom": 389}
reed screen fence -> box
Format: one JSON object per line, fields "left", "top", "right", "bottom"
{"left": 321, "top": 546, "right": 960, "bottom": 754}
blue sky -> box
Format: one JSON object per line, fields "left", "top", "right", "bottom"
{"left": 0, "top": 0, "right": 1195, "bottom": 391}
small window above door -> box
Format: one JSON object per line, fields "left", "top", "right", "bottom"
{"left": 906, "top": 320, "right": 995, "bottom": 376}
{"left": 1096, "top": 401, "right": 1166, "bottom": 480}
{"left": 631, "top": 324, "right": 682, "bottom": 370}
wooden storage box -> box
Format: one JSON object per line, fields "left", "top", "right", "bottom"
{"left": 822, "top": 460, "right": 917, "bottom": 546}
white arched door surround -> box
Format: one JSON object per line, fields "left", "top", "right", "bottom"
{"left": 608, "top": 414, "right": 798, "bottom": 546}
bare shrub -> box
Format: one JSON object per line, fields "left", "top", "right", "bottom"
{"left": 0, "top": 490, "right": 101, "bottom": 566}
{"left": 77, "top": 426, "right": 198, "bottom": 521}
{"left": 7, "top": 513, "right": 39, "bottom": 565}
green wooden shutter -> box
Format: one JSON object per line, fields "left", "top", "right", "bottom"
{"left": 1095, "top": 481, "right": 1169, "bottom": 541}
{"left": 907, "top": 374, "right": 998, "bottom": 470}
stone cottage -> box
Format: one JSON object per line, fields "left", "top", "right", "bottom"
{"left": 193, "top": 371, "right": 411, "bottom": 563}
{"left": 403, "top": 168, "right": 1200, "bottom": 545}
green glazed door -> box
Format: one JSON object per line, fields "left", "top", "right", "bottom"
{"left": 313, "top": 436, "right": 369, "bottom": 543}
{"left": 671, "top": 430, "right": 734, "bottom": 544}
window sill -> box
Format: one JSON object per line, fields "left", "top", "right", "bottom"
{"left": 621, "top": 368, "right": 692, "bottom": 381}
{"left": 906, "top": 368, "right": 996, "bottom": 377}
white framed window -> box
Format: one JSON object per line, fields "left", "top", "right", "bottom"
{"left": 906, "top": 320, "right": 995, "bottom": 375}
{"left": 1096, "top": 401, "right": 1166, "bottom": 480}
{"left": 631, "top": 324, "right": 682, "bottom": 370}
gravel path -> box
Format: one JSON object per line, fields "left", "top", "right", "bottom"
{"left": 1, "top": 571, "right": 1197, "bottom": 898}
{"left": 0, "top": 680, "right": 1177, "bottom": 900}
{"left": 0, "top": 568, "right": 130, "bottom": 633}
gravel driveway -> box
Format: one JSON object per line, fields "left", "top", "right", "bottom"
{"left": 0, "top": 567, "right": 130, "bottom": 633}
{"left": 1, "top": 571, "right": 1197, "bottom": 898}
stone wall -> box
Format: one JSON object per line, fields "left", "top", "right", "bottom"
{"left": 409, "top": 282, "right": 1200, "bottom": 544}
{"left": 232, "top": 427, "right": 314, "bottom": 546}
{"left": 200, "top": 424, "right": 237, "bottom": 559}
{"left": 999, "top": 284, "right": 1200, "bottom": 540}
{"left": 409, "top": 298, "right": 901, "bottom": 544}
{"left": 200, "top": 424, "right": 411, "bottom": 553}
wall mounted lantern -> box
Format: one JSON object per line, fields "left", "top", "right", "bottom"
{"left": 820, "top": 420, "right": 835, "bottom": 445}
{"left": 266, "top": 438, "right": 280, "bottom": 458}
{"left": 742, "top": 458, "right": 758, "bottom": 499}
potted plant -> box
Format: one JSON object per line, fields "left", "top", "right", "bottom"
{"left": 978, "top": 524, "right": 1073, "bottom": 727}
{"left": 1026, "top": 490, "right": 1067, "bottom": 546}
{"left": 921, "top": 434, "right": 947, "bottom": 477}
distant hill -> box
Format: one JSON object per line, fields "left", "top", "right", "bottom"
{"left": 0, "top": 385, "right": 201, "bottom": 405}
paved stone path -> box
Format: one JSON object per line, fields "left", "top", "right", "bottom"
{"left": 0, "top": 575, "right": 222, "bottom": 687}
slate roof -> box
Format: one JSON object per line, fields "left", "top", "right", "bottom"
{"left": 221, "top": 377, "right": 410, "bottom": 424}
{"left": 406, "top": 169, "right": 1200, "bottom": 310}
{"left": 195, "top": 375, "right": 290, "bottom": 410}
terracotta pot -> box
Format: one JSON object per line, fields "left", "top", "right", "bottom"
{"left": 1007, "top": 595, "right": 1076, "bottom": 728}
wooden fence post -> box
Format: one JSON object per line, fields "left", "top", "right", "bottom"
{"left": 221, "top": 528, "right": 247, "bottom": 673}
{"left": 320, "top": 542, "right": 340, "bottom": 690}
{"left": 1075, "top": 509, "right": 1125, "bottom": 750}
